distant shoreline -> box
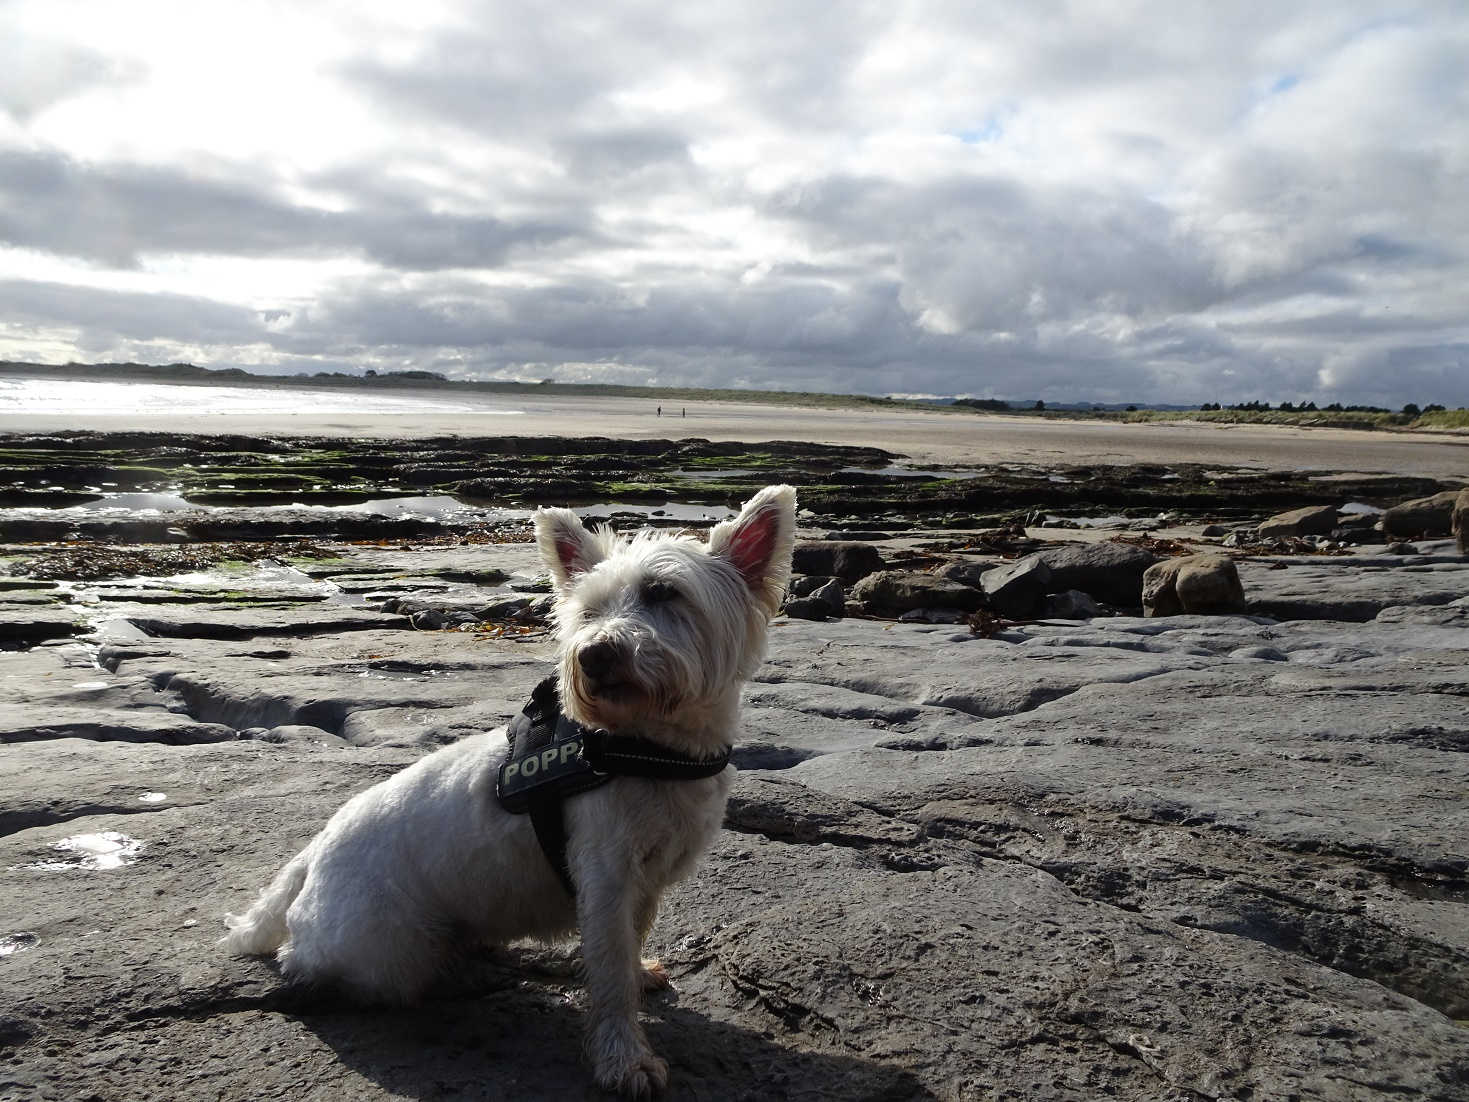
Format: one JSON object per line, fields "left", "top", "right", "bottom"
{"left": 4, "top": 360, "right": 1465, "bottom": 433}
{"left": 0, "top": 361, "right": 921, "bottom": 416}
{"left": 3, "top": 377, "right": 1468, "bottom": 481}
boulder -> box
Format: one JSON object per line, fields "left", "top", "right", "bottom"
{"left": 1455, "top": 488, "right": 1469, "bottom": 555}
{"left": 979, "top": 557, "right": 1051, "bottom": 618}
{"left": 476, "top": 595, "right": 534, "bottom": 619}
{"left": 932, "top": 560, "right": 995, "bottom": 588}
{"left": 808, "top": 578, "right": 845, "bottom": 616}
{"left": 1382, "top": 490, "right": 1462, "bottom": 538}
{"left": 784, "top": 578, "right": 845, "bottom": 620}
{"left": 1030, "top": 541, "right": 1158, "bottom": 607}
{"left": 790, "top": 541, "right": 883, "bottom": 584}
{"left": 781, "top": 597, "right": 829, "bottom": 621}
{"left": 1330, "top": 513, "right": 1384, "bottom": 545}
{"left": 1038, "top": 589, "right": 1102, "bottom": 619}
{"left": 1257, "top": 505, "right": 1339, "bottom": 538}
{"left": 850, "top": 571, "right": 986, "bottom": 615}
{"left": 788, "top": 575, "right": 837, "bottom": 598}
{"left": 1142, "top": 554, "right": 1247, "bottom": 617}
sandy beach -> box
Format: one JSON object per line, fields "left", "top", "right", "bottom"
{"left": 4, "top": 388, "right": 1469, "bottom": 480}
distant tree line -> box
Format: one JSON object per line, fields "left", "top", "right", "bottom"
{"left": 360, "top": 369, "right": 448, "bottom": 381}
{"left": 1198, "top": 400, "right": 1445, "bottom": 415}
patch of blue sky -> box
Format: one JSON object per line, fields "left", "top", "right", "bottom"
{"left": 1237, "top": 71, "right": 1302, "bottom": 122}
{"left": 955, "top": 115, "right": 1005, "bottom": 144}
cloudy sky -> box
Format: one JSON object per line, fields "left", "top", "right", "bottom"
{"left": 1, "top": 1, "right": 1466, "bottom": 406}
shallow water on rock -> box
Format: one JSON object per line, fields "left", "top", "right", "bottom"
{"left": 1043, "top": 513, "right": 1133, "bottom": 528}
{"left": 577, "top": 501, "right": 737, "bottom": 522}
{"left": 164, "top": 563, "right": 340, "bottom": 598}
{"left": 0, "top": 932, "right": 38, "bottom": 956}
{"left": 0, "top": 493, "right": 736, "bottom": 524}
{"left": 0, "top": 491, "right": 195, "bottom": 516}
{"left": 671, "top": 467, "right": 759, "bottom": 480}
{"left": 14, "top": 831, "right": 143, "bottom": 872}
{"left": 839, "top": 465, "right": 975, "bottom": 479}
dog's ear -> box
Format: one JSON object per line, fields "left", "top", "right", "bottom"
{"left": 708, "top": 484, "right": 797, "bottom": 613}
{"left": 535, "top": 508, "right": 607, "bottom": 593}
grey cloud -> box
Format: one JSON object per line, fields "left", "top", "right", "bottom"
{"left": 340, "top": 3, "right": 641, "bottom": 139}
{"left": 0, "top": 150, "right": 591, "bottom": 270}
{"left": 280, "top": 271, "right": 913, "bottom": 363}
{"left": 0, "top": 37, "right": 142, "bottom": 122}
{"left": 340, "top": 1, "right": 878, "bottom": 135}
{"left": 552, "top": 128, "right": 692, "bottom": 182}
{"left": 0, "top": 279, "right": 266, "bottom": 345}
{"left": 270, "top": 270, "right": 1177, "bottom": 401}
{"left": 769, "top": 173, "right": 1221, "bottom": 328}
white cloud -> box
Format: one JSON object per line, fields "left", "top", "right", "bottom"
{"left": 0, "top": 0, "right": 1466, "bottom": 406}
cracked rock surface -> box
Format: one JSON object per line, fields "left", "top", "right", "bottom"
{"left": 2, "top": 539, "right": 1468, "bottom": 1101}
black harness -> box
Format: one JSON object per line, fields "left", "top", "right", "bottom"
{"left": 496, "top": 677, "right": 731, "bottom": 898}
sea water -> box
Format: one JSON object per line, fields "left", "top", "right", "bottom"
{"left": 0, "top": 377, "right": 523, "bottom": 416}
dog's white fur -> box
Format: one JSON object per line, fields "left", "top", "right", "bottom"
{"left": 223, "top": 484, "right": 796, "bottom": 1097}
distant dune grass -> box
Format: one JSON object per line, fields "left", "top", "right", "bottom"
{"left": 1413, "top": 408, "right": 1469, "bottom": 430}
{"left": 1023, "top": 406, "right": 1467, "bottom": 431}
{"left": 1116, "top": 407, "right": 1469, "bottom": 431}
{"left": 1110, "top": 408, "right": 1411, "bottom": 429}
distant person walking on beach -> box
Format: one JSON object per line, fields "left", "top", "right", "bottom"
{"left": 657, "top": 406, "right": 662, "bottom": 417}
{"left": 681, "top": 408, "right": 686, "bottom": 417}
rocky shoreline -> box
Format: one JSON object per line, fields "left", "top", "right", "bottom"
{"left": 1, "top": 434, "right": 1467, "bottom": 1100}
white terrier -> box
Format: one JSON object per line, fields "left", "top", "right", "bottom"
{"left": 224, "top": 484, "right": 796, "bottom": 1097}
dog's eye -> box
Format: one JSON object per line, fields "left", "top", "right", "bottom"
{"left": 643, "top": 580, "right": 678, "bottom": 605}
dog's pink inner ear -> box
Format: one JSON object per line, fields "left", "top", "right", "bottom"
{"left": 723, "top": 505, "right": 779, "bottom": 586}
{"left": 556, "top": 535, "right": 593, "bottom": 577}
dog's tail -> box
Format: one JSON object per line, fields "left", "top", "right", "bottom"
{"left": 222, "top": 851, "right": 310, "bottom": 956}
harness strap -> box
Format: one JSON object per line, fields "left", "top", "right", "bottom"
{"left": 582, "top": 730, "right": 732, "bottom": 779}
{"left": 528, "top": 797, "right": 576, "bottom": 898}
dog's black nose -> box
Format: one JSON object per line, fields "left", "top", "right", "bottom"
{"left": 578, "top": 640, "right": 621, "bottom": 681}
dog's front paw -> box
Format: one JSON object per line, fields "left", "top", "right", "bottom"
{"left": 590, "top": 1022, "right": 669, "bottom": 1099}
{"left": 606, "top": 1052, "right": 668, "bottom": 1100}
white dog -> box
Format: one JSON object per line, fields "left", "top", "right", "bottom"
{"left": 224, "top": 484, "right": 796, "bottom": 1097}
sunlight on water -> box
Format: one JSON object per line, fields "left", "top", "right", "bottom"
{"left": 0, "top": 378, "right": 523, "bottom": 416}
{"left": 12, "top": 831, "right": 144, "bottom": 872}
{"left": 0, "top": 933, "right": 38, "bottom": 956}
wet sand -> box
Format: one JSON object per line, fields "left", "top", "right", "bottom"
{"left": 5, "top": 390, "right": 1468, "bottom": 480}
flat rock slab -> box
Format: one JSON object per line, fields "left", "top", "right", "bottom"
{"left": 2, "top": 542, "right": 1468, "bottom": 1100}
{"left": 1240, "top": 553, "right": 1469, "bottom": 622}
{"left": 333, "top": 546, "right": 540, "bottom": 582}
{"left": 661, "top": 836, "right": 1467, "bottom": 1102}
{"left": 0, "top": 607, "right": 85, "bottom": 642}
{"left": 116, "top": 602, "right": 413, "bottom": 639}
